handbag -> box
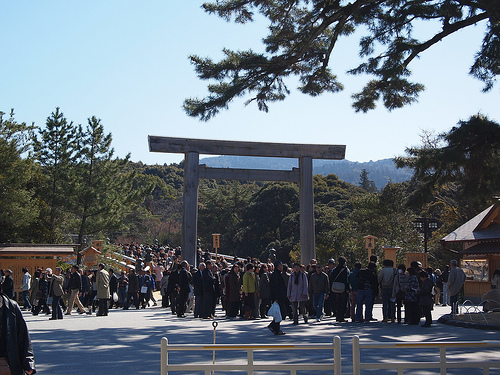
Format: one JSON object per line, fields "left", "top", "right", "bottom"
{"left": 140, "top": 285, "right": 148, "bottom": 294}
{"left": 113, "top": 292, "right": 119, "bottom": 302}
{"left": 331, "top": 268, "right": 346, "bottom": 293}
{"left": 268, "top": 302, "right": 282, "bottom": 323}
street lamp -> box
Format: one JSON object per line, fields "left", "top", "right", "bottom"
{"left": 413, "top": 218, "right": 439, "bottom": 253}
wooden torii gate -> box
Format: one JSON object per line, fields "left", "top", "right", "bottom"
{"left": 149, "top": 136, "right": 345, "bottom": 266}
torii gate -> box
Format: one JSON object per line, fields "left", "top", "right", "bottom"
{"left": 149, "top": 136, "right": 345, "bottom": 266}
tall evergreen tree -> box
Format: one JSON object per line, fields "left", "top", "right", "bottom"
{"left": 72, "top": 116, "right": 151, "bottom": 262}
{"left": 358, "top": 169, "right": 378, "bottom": 193}
{"left": 395, "top": 114, "right": 500, "bottom": 218}
{"left": 0, "top": 110, "right": 39, "bottom": 242}
{"left": 33, "top": 108, "right": 78, "bottom": 243}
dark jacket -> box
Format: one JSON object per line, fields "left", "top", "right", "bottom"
{"left": 192, "top": 270, "right": 203, "bottom": 297}
{"left": 1, "top": 275, "right": 14, "bottom": 298}
{"left": 418, "top": 278, "right": 434, "bottom": 307}
{"left": 109, "top": 273, "right": 118, "bottom": 294}
{"left": 177, "top": 268, "right": 191, "bottom": 295}
{"left": 1, "top": 293, "right": 36, "bottom": 374}
{"left": 202, "top": 268, "right": 217, "bottom": 295}
{"left": 356, "top": 268, "right": 378, "bottom": 295}
{"left": 259, "top": 272, "right": 271, "bottom": 300}
{"left": 127, "top": 273, "right": 139, "bottom": 294}
{"left": 269, "top": 269, "right": 287, "bottom": 303}
{"left": 68, "top": 271, "right": 82, "bottom": 291}
{"left": 329, "top": 266, "right": 349, "bottom": 293}
{"left": 226, "top": 270, "right": 241, "bottom": 302}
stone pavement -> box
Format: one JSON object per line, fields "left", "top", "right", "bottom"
{"left": 23, "top": 301, "right": 500, "bottom": 375}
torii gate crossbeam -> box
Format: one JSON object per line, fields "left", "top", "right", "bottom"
{"left": 149, "top": 136, "right": 346, "bottom": 266}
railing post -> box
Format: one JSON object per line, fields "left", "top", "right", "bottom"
{"left": 334, "top": 336, "right": 341, "bottom": 375}
{"left": 247, "top": 348, "right": 254, "bottom": 375}
{"left": 352, "top": 335, "right": 360, "bottom": 375}
{"left": 161, "top": 337, "right": 168, "bottom": 375}
{"left": 439, "top": 347, "right": 447, "bottom": 375}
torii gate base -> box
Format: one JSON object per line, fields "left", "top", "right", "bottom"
{"left": 149, "top": 137, "right": 345, "bottom": 266}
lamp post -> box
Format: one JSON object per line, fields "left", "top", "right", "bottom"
{"left": 412, "top": 218, "right": 439, "bottom": 253}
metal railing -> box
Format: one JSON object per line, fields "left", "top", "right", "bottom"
{"left": 352, "top": 335, "right": 500, "bottom": 375}
{"left": 161, "top": 336, "right": 341, "bottom": 375}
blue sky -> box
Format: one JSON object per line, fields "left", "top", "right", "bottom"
{"left": 2, "top": 1, "right": 498, "bottom": 165}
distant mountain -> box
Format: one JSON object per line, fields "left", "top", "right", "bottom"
{"left": 200, "top": 156, "right": 413, "bottom": 190}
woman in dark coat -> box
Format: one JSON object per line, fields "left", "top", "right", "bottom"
{"left": 405, "top": 267, "right": 420, "bottom": 325}
{"left": 32, "top": 273, "right": 50, "bottom": 315}
{"left": 226, "top": 264, "right": 241, "bottom": 318}
{"left": 417, "top": 271, "right": 434, "bottom": 327}
{"left": 259, "top": 264, "right": 271, "bottom": 318}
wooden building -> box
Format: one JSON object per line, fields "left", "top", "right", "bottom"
{"left": 441, "top": 204, "right": 500, "bottom": 298}
{"left": 0, "top": 243, "right": 76, "bottom": 301}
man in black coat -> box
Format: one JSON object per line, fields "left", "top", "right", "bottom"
{"left": 268, "top": 260, "right": 287, "bottom": 335}
{"left": 108, "top": 268, "right": 118, "bottom": 309}
{"left": 176, "top": 261, "right": 192, "bottom": 317}
{"left": 0, "top": 292, "right": 36, "bottom": 374}
{"left": 192, "top": 263, "right": 205, "bottom": 318}
{"left": 201, "top": 260, "right": 217, "bottom": 319}
{"left": 125, "top": 269, "right": 139, "bottom": 309}
{"left": 1, "top": 269, "right": 14, "bottom": 299}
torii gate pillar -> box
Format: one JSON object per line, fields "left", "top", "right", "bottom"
{"left": 299, "top": 157, "right": 315, "bottom": 264}
{"left": 149, "top": 136, "right": 345, "bottom": 267}
{"left": 183, "top": 152, "right": 199, "bottom": 266}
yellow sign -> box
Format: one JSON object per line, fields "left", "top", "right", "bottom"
{"left": 212, "top": 234, "right": 220, "bottom": 249}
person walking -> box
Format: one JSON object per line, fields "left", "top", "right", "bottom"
{"left": 447, "top": 259, "right": 466, "bottom": 314}
{"left": 66, "top": 265, "right": 90, "bottom": 315}
{"left": 1, "top": 270, "right": 14, "bottom": 299}
{"left": 287, "top": 263, "right": 309, "bottom": 325}
{"left": 20, "top": 268, "right": 32, "bottom": 310}
{"left": 48, "top": 267, "right": 64, "bottom": 320}
{"left": 125, "top": 269, "right": 139, "bottom": 309}
{"left": 309, "top": 263, "right": 329, "bottom": 322}
{"left": 96, "top": 263, "right": 110, "bottom": 316}
{"left": 268, "top": 260, "right": 287, "bottom": 335}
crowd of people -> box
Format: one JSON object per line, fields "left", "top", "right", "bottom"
{"left": 2, "top": 242, "right": 497, "bottom": 337}
{"left": 111, "top": 243, "right": 474, "bottom": 334}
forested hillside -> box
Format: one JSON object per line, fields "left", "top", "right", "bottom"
{"left": 201, "top": 156, "right": 412, "bottom": 190}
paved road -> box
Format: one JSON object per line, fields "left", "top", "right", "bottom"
{"left": 23, "top": 301, "right": 500, "bottom": 375}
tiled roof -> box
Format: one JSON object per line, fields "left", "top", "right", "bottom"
{"left": 0, "top": 243, "right": 76, "bottom": 255}
{"left": 441, "top": 205, "right": 500, "bottom": 243}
